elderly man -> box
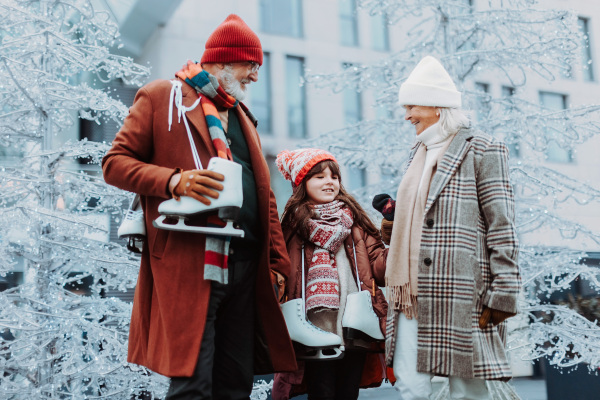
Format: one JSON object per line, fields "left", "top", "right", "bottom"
{"left": 102, "top": 14, "right": 296, "bottom": 399}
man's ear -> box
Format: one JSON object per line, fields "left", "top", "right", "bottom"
{"left": 202, "top": 62, "right": 224, "bottom": 75}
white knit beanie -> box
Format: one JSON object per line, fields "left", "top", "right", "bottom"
{"left": 398, "top": 56, "right": 461, "bottom": 108}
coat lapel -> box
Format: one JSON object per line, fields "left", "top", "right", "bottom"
{"left": 424, "top": 128, "right": 474, "bottom": 215}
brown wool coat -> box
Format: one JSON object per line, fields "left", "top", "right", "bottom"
{"left": 272, "top": 225, "right": 392, "bottom": 399}
{"left": 102, "top": 78, "right": 297, "bottom": 377}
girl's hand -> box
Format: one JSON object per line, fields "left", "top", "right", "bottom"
{"left": 380, "top": 219, "right": 393, "bottom": 245}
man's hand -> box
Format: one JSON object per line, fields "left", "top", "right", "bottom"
{"left": 479, "top": 306, "right": 516, "bottom": 329}
{"left": 380, "top": 219, "right": 393, "bottom": 245}
{"left": 271, "top": 270, "right": 286, "bottom": 303}
{"left": 171, "top": 169, "right": 225, "bottom": 204}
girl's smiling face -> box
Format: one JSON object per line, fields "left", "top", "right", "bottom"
{"left": 305, "top": 166, "right": 340, "bottom": 205}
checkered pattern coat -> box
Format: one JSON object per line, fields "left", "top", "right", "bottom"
{"left": 386, "top": 128, "right": 520, "bottom": 380}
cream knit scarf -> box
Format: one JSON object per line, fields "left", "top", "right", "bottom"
{"left": 385, "top": 123, "right": 455, "bottom": 318}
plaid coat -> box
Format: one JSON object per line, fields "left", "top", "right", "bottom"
{"left": 386, "top": 128, "right": 520, "bottom": 381}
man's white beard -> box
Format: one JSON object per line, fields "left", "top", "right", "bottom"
{"left": 218, "top": 65, "right": 249, "bottom": 101}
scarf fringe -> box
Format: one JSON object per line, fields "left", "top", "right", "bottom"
{"left": 386, "top": 282, "right": 418, "bottom": 319}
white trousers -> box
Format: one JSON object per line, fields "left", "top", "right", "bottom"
{"left": 392, "top": 313, "right": 490, "bottom": 400}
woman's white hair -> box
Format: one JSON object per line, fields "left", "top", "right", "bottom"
{"left": 438, "top": 107, "right": 470, "bottom": 134}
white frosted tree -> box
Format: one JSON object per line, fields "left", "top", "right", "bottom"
{"left": 0, "top": 0, "right": 171, "bottom": 398}
{"left": 306, "top": 0, "right": 600, "bottom": 372}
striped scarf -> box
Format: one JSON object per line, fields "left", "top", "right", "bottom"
{"left": 304, "top": 201, "right": 353, "bottom": 312}
{"left": 175, "top": 61, "right": 238, "bottom": 284}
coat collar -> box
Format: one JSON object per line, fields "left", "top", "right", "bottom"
{"left": 424, "top": 128, "right": 474, "bottom": 215}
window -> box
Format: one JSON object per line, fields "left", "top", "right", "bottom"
{"left": 342, "top": 64, "right": 362, "bottom": 125}
{"left": 267, "top": 155, "right": 293, "bottom": 215}
{"left": 371, "top": 13, "right": 389, "bottom": 51}
{"left": 459, "top": 0, "right": 473, "bottom": 13}
{"left": 345, "top": 166, "right": 366, "bottom": 192}
{"left": 578, "top": 17, "right": 594, "bottom": 81}
{"left": 260, "top": 0, "right": 303, "bottom": 37}
{"left": 501, "top": 86, "right": 515, "bottom": 97}
{"left": 286, "top": 56, "right": 307, "bottom": 138}
{"left": 539, "top": 91, "right": 572, "bottom": 163}
{"left": 252, "top": 53, "right": 272, "bottom": 134}
{"left": 340, "top": 0, "right": 358, "bottom": 47}
{"left": 502, "top": 86, "right": 519, "bottom": 158}
{"left": 474, "top": 82, "right": 490, "bottom": 122}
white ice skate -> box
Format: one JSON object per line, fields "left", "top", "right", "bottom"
{"left": 153, "top": 157, "right": 245, "bottom": 237}
{"left": 280, "top": 245, "right": 344, "bottom": 361}
{"left": 341, "top": 245, "right": 384, "bottom": 342}
{"left": 118, "top": 194, "right": 145, "bottom": 253}
{"left": 281, "top": 299, "right": 344, "bottom": 360}
{"left": 342, "top": 290, "right": 384, "bottom": 341}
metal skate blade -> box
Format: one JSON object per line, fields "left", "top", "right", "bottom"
{"left": 293, "top": 342, "right": 344, "bottom": 361}
{"left": 153, "top": 216, "right": 245, "bottom": 238}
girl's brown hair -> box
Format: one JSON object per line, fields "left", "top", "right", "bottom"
{"left": 280, "top": 160, "right": 380, "bottom": 239}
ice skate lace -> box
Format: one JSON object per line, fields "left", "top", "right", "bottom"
{"left": 168, "top": 80, "right": 203, "bottom": 169}
{"left": 123, "top": 209, "right": 143, "bottom": 222}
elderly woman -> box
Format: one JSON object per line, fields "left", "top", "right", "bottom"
{"left": 383, "top": 56, "right": 521, "bottom": 399}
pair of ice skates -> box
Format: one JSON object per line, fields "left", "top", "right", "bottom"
{"left": 153, "top": 157, "right": 245, "bottom": 237}
{"left": 281, "top": 293, "right": 385, "bottom": 361}
{"left": 118, "top": 157, "right": 244, "bottom": 253}
{"left": 281, "top": 246, "right": 385, "bottom": 361}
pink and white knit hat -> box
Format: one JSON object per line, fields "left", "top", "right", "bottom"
{"left": 276, "top": 148, "right": 338, "bottom": 187}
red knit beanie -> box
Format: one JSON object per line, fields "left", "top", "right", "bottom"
{"left": 201, "top": 14, "right": 263, "bottom": 66}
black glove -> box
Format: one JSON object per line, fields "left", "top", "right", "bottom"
{"left": 372, "top": 193, "right": 396, "bottom": 221}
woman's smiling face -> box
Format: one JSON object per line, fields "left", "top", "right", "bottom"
{"left": 403, "top": 105, "right": 440, "bottom": 135}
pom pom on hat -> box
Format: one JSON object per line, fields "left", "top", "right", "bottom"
{"left": 276, "top": 148, "right": 338, "bottom": 187}
{"left": 201, "top": 14, "right": 263, "bottom": 66}
{"left": 398, "top": 56, "right": 461, "bottom": 108}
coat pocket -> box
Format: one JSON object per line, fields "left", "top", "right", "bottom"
{"left": 151, "top": 228, "right": 169, "bottom": 259}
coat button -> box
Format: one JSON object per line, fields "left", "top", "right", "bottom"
{"left": 424, "top": 257, "right": 432, "bottom": 266}
{"left": 226, "top": 137, "right": 232, "bottom": 145}
{"left": 426, "top": 219, "right": 434, "bottom": 228}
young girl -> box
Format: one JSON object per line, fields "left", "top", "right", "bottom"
{"left": 272, "top": 148, "right": 391, "bottom": 400}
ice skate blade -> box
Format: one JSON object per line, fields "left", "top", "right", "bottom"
{"left": 158, "top": 197, "right": 241, "bottom": 219}
{"left": 153, "top": 216, "right": 245, "bottom": 238}
{"left": 343, "top": 327, "right": 384, "bottom": 342}
{"left": 293, "top": 342, "right": 344, "bottom": 361}
{"left": 126, "top": 237, "right": 144, "bottom": 254}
